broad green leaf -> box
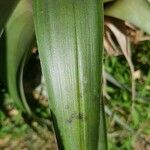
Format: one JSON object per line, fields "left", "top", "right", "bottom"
{"left": 105, "top": 0, "right": 150, "bottom": 34}
{"left": 0, "top": 0, "right": 34, "bottom": 112}
{"left": 33, "top": 0, "right": 106, "bottom": 149}
{"left": 0, "top": 0, "right": 19, "bottom": 36}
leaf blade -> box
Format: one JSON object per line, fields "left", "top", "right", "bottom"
{"left": 0, "top": 0, "right": 19, "bottom": 36}
{"left": 33, "top": 0, "right": 106, "bottom": 149}
{"left": 0, "top": 0, "right": 34, "bottom": 111}
{"left": 105, "top": 0, "right": 150, "bottom": 34}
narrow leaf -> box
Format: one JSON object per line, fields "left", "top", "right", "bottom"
{"left": 0, "top": 0, "right": 19, "bottom": 36}
{"left": 98, "top": 98, "right": 108, "bottom": 150}
{"left": 0, "top": 0, "right": 34, "bottom": 112}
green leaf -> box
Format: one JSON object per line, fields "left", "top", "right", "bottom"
{"left": 0, "top": 0, "right": 34, "bottom": 112}
{"left": 33, "top": 0, "right": 106, "bottom": 149}
{"left": 0, "top": 0, "right": 19, "bottom": 36}
{"left": 132, "top": 107, "right": 140, "bottom": 128}
{"left": 98, "top": 99, "right": 107, "bottom": 150}
{"left": 105, "top": 0, "right": 150, "bottom": 34}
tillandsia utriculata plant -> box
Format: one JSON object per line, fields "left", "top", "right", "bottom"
{"left": 33, "top": 0, "right": 106, "bottom": 149}
{"left": 0, "top": 0, "right": 150, "bottom": 149}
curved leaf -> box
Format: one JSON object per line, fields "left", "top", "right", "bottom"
{"left": 0, "top": 0, "right": 19, "bottom": 36}
{"left": 0, "top": 0, "right": 34, "bottom": 112}
{"left": 105, "top": 0, "right": 150, "bottom": 34}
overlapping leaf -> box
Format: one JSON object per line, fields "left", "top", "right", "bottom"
{"left": 0, "top": 0, "right": 34, "bottom": 112}
{"left": 0, "top": 0, "right": 19, "bottom": 36}
{"left": 105, "top": 0, "right": 150, "bottom": 34}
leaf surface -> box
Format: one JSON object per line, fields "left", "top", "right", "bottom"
{"left": 33, "top": 0, "right": 106, "bottom": 149}
{"left": 105, "top": 0, "right": 150, "bottom": 34}
{"left": 0, "top": 0, "right": 19, "bottom": 36}
{"left": 0, "top": 0, "right": 34, "bottom": 112}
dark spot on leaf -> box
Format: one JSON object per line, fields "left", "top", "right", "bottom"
{"left": 78, "top": 113, "right": 83, "bottom": 120}
{"left": 66, "top": 113, "right": 84, "bottom": 124}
